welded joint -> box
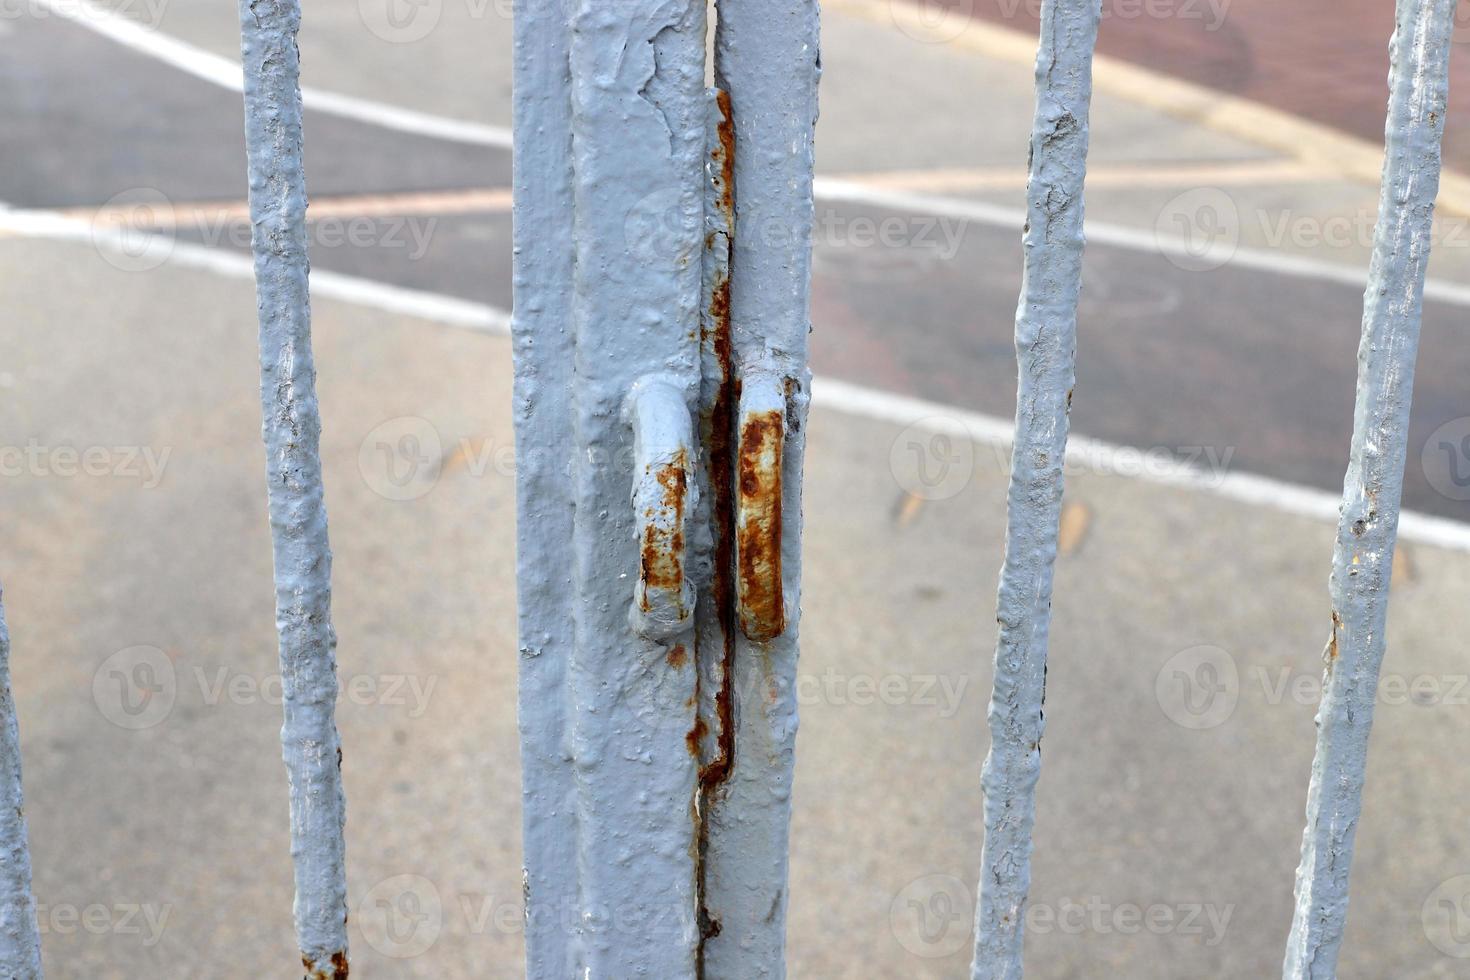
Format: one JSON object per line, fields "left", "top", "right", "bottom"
{"left": 736, "top": 371, "right": 787, "bottom": 643}
{"left": 629, "top": 378, "right": 698, "bottom": 640}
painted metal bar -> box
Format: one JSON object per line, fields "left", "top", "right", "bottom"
{"left": 0, "top": 592, "right": 41, "bottom": 978}
{"left": 511, "top": 0, "right": 711, "bottom": 974}
{"left": 236, "top": 2, "right": 349, "bottom": 976}
{"left": 970, "top": 1, "right": 1101, "bottom": 977}
{"left": 510, "top": 0, "right": 580, "bottom": 972}
{"left": 1283, "top": 2, "right": 1456, "bottom": 976}
{"left": 701, "top": 2, "right": 820, "bottom": 974}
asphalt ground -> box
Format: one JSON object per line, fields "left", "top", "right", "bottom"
{"left": 7, "top": 1, "right": 1470, "bottom": 978}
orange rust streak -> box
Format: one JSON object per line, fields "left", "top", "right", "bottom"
{"left": 737, "top": 411, "right": 785, "bottom": 641}
{"left": 302, "top": 951, "right": 349, "bottom": 980}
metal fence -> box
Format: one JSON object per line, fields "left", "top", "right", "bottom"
{"left": 0, "top": 0, "right": 1459, "bottom": 976}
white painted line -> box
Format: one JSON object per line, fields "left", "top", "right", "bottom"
{"left": 813, "top": 178, "right": 1470, "bottom": 309}
{"left": 2, "top": 202, "right": 1466, "bottom": 554}
{"left": 0, "top": 205, "right": 511, "bottom": 332}
{"left": 37, "top": 0, "right": 1470, "bottom": 309}
{"left": 31, "top": 0, "right": 514, "bottom": 149}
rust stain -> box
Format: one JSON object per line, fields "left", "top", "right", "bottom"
{"left": 714, "top": 89, "right": 735, "bottom": 221}
{"left": 686, "top": 715, "right": 708, "bottom": 756}
{"left": 639, "top": 453, "right": 689, "bottom": 604}
{"left": 302, "top": 951, "right": 348, "bottom": 979}
{"left": 668, "top": 644, "right": 688, "bottom": 668}
{"left": 737, "top": 409, "right": 785, "bottom": 642}
{"left": 1328, "top": 611, "right": 1342, "bottom": 661}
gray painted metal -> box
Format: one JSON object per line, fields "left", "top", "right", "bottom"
{"left": 1282, "top": 2, "right": 1456, "bottom": 976}
{"left": 0, "top": 592, "right": 41, "bottom": 978}
{"left": 700, "top": 2, "right": 820, "bottom": 975}
{"left": 971, "top": 2, "right": 1101, "bottom": 978}
{"left": 236, "top": 1, "right": 349, "bottom": 975}
{"left": 513, "top": 0, "right": 709, "bottom": 975}
{"left": 512, "top": 1, "right": 817, "bottom": 974}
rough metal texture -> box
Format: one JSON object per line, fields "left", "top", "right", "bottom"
{"left": 514, "top": 0, "right": 709, "bottom": 975}
{"left": 971, "top": 2, "right": 1100, "bottom": 978}
{"left": 510, "top": 0, "right": 580, "bottom": 972}
{"left": 237, "top": 1, "right": 349, "bottom": 975}
{"left": 0, "top": 592, "right": 41, "bottom": 978}
{"left": 702, "top": 2, "right": 819, "bottom": 975}
{"left": 630, "top": 380, "right": 697, "bottom": 640}
{"left": 1282, "top": 2, "right": 1455, "bottom": 976}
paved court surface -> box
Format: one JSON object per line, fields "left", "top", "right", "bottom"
{"left": 5, "top": 2, "right": 1470, "bottom": 977}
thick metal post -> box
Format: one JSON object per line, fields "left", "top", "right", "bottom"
{"left": 1283, "top": 2, "right": 1456, "bottom": 976}
{"left": 700, "top": 3, "right": 820, "bottom": 976}
{"left": 237, "top": 2, "right": 349, "bottom": 976}
{"left": 514, "top": 0, "right": 711, "bottom": 975}
{"left": 970, "top": 1, "right": 1100, "bottom": 978}
{"left": 0, "top": 592, "right": 42, "bottom": 978}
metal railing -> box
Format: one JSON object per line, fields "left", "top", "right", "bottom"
{"left": 0, "top": 0, "right": 1458, "bottom": 976}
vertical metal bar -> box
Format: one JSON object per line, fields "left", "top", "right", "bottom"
{"left": 236, "top": 3, "right": 349, "bottom": 976}
{"left": 701, "top": 3, "right": 819, "bottom": 974}
{"left": 970, "top": 1, "right": 1100, "bottom": 977}
{"left": 564, "top": 3, "right": 707, "bottom": 972}
{"left": 0, "top": 591, "right": 41, "bottom": 978}
{"left": 510, "top": 0, "right": 581, "bottom": 973}
{"left": 1283, "top": 3, "right": 1455, "bottom": 976}
{"left": 514, "top": 0, "right": 709, "bottom": 975}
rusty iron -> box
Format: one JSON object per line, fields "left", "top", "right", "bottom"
{"left": 735, "top": 374, "right": 787, "bottom": 644}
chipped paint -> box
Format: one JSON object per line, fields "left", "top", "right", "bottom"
{"left": 1283, "top": 2, "right": 1457, "bottom": 976}
{"left": 631, "top": 380, "right": 697, "bottom": 639}
{"left": 971, "top": 0, "right": 1101, "bottom": 977}
{"left": 236, "top": 0, "right": 349, "bottom": 974}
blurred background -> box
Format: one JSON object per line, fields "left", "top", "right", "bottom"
{"left": 5, "top": 0, "right": 1470, "bottom": 975}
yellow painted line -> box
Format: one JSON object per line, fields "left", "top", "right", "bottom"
{"left": 64, "top": 187, "right": 516, "bottom": 228}
{"left": 58, "top": 159, "right": 1317, "bottom": 232}
{"left": 827, "top": 0, "right": 1470, "bottom": 216}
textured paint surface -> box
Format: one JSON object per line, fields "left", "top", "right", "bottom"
{"left": 237, "top": 1, "right": 349, "bottom": 975}
{"left": 510, "top": 0, "right": 580, "bottom": 972}
{"left": 630, "top": 379, "right": 697, "bottom": 639}
{"left": 971, "top": 2, "right": 1100, "bottom": 978}
{"left": 702, "top": 2, "right": 819, "bottom": 975}
{"left": 0, "top": 593, "right": 42, "bottom": 978}
{"left": 514, "top": 0, "right": 709, "bottom": 975}
{"left": 1282, "top": 2, "right": 1455, "bottom": 976}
